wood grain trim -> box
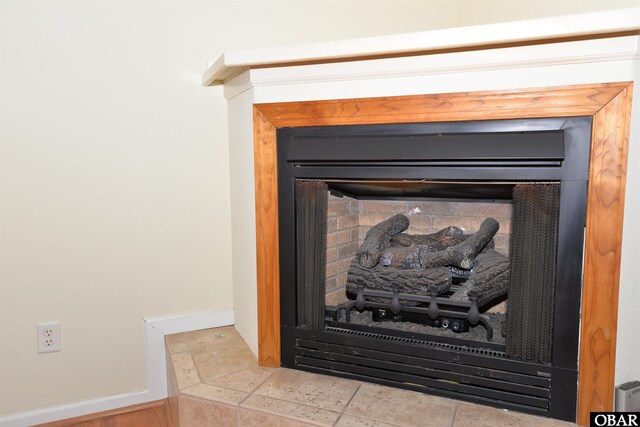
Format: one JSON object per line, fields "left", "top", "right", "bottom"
{"left": 35, "top": 399, "right": 170, "bottom": 427}
{"left": 253, "top": 106, "right": 281, "bottom": 367}
{"left": 252, "top": 82, "right": 633, "bottom": 424}
{"left": 255, "top": 83, "right": 628, "bottom": 127}
{"left": 577, "top": 83, "right": 633, "bottom": 425}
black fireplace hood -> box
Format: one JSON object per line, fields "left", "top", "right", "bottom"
{"left": 286, "top": 130, "right": 564, "bottom": 165}
{"left": 326, "top": 179, "right": 518, "bottom": 200}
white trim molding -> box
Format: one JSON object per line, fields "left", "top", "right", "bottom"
{"left": 223, "top": 35, "right": 640, "bottom": 101}
{"left": 203, "top": 7, "right": 640, "bottom": 85}
{"left": 144, "top": 309, "right": 235, "bottom": 399}
{"left": 0, "top": 309, "right": 234, "bottom": 427}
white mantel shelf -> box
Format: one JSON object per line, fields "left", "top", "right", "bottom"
{"left": 202, "top": 7, "right": 640, "bottom": 86}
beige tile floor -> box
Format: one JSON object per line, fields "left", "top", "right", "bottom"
{"left": 166, "top": 326, "right": 575, "bottom": 427}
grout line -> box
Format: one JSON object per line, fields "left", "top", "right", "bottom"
{"left": 246, "top": 387, "right": 336, "bottom": 409}
{"left": 179, "top": 393, "right": 240, "bottom": 410}
{"left": 182, "top": 328, "right": 250, "bottom": 385}
{"left": 333, "top": 384, "right": 361, "bottom": 427}
{"left": 166, "top": 333, "right": 190, "bottom": 355}
{"left": 167, "top": 348, "right": 191, "bottom": 355}
{"left": 238, "top": 368, "right": 275, "bottom": 407}
{"left": 228, "top": 354, "right": 273, "bottom": 425}
{"left": 450, "top": 403, "right": 459, "bottom": 427}
{"left": 238, "top": 371, "right": 346, "bottom": 426}
{"left": 182, "top": 333, "right": 204, "bottom": 386}
{"left": 235, "top": 365, "right": 278, "bottom": 426}
{"left": 202, "top": 365, "right": 254, "bottom": 384}
{"left": 202, "top": 367, "right": 274, "bottom": 395}
{"left": 240, "top": 393, "right": 340, "bottom": 427}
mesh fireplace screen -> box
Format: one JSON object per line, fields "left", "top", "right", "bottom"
{"left": 295, "top": 180, "right": 328, "bottom": 329}
{"left": 505, "top": 183, "right": 560, "bottom": 363}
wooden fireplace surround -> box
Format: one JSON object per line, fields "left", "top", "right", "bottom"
{"left": 252, "top": 82, "right": 633, "bottom": 425}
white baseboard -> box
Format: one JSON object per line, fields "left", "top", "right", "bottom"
{"left": 0, "top": 308, "right": 234, "bottom": 427}
{"left": 144, "top": 308, "right": 235, "bottom": 400}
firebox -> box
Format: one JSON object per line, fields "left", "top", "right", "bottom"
{"left": 276, "top": 117, "right": 591, "bottom": 422}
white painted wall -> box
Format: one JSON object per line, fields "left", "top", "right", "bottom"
{"left": 456, "top": 0, "right": 640, "bottom": 25}
{"left": 0, "top": 0, "right": 464, "bottom": 418}
{"left": 227, "top": 88, "right": 258, "bottom": 356}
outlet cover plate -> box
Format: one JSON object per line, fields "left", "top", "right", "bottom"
{"left": 37, "top": 321, "right": 60, "bottom": 353}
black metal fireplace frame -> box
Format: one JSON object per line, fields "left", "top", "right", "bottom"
{"left": 276, "top": 117, "right": 591, "bottom": 421}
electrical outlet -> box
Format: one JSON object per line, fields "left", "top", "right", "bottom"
{"left": 37, "top": 322, "right": 60, "bottom": 353}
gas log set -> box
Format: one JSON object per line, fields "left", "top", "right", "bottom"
{"left": 341, "top": 214, "right": 509, "bottom": 340}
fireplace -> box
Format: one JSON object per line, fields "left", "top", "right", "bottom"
{"left": 250, "top": 83, "right": 632, "bottom": 425}
{"left": 276, "top": 117, "right": 591, "bottom": 421}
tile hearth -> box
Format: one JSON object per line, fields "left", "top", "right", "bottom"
{"left": 166, "top": 326, "right": 574, "bottom": 427}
